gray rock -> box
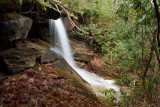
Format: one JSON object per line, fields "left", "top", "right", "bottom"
{"left": 52, "top": 58, "right": 98, "bottom": 101}
{"left": 0, "top": 48, "right": 40, "bottom": 74}
{"left": 74, "top": 52, "right": 94, "bottom": 63}
{"left": 70, "top": 39, "right": 94, "bottom": 63}
{"left": 15, "top": 40, "right": 57, "bottom": 64}
{"left": 0, "top": 40, "right": 56, "bottom": 74}
{"left": 76, "top": 61, "right": 86, "bottom": 68}
{"left": 0, "top": 14, "right": 33, "bottom": 42}
{"left": 0, "top": 0, "right": 23, "bottom": 10}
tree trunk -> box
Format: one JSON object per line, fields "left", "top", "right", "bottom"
{"left": 153, "top": 0, "right": 160, "bottom": 51}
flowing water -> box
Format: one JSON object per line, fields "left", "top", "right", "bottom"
{"left": 49, "top": 18, "right": 120, "bottom": 101}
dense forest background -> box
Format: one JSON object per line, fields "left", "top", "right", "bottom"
{"left": 57, "top": 0, "right": 160, "bottom": 106}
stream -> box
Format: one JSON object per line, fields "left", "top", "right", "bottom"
{"left": 49, "top": 18, "right": 120, "bottom": 101}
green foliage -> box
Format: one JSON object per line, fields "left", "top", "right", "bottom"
{"left": 116, "top": 71, "right": 132, "bottom": 85}
{"left": 118, "top": 92, "right": 135, "bottom": 107}
{"left": 101, "top": 89, "right": 116, "bottom": 102}
{"left": 116, "top": 2, "right": 129, "bottom": 21}
{"left": 2, "top": 11, "right": 20, "bottom": 20}
{"left": 74, "top": 23, "right": 103, "bottom": 36}
{"left": 99, "top": 21, "right": 145, "bottom": 73}
{"left": 144, "top": 75, "right": 160, "bottom": 102}
{"left": 28, "top": 0, "right": 54, "bottom": 11}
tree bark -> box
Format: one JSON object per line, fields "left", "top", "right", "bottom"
{"left": 142, "top": 44, "right": 153, "bottom": 102}
{"left": 143, "top": 45, "right": 153, "bottom": 91}
{"left": 142, "top": 26, "right": 144, "bottom": 66}
{"left": 153, "top": 0, "right": 160, "bottom": 51}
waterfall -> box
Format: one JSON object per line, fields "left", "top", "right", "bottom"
{"left": 49, "top": 18, "right": 120, "bottom": 100}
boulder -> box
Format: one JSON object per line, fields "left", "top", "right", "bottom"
{"left": 0, "top": 48, "right": 40, "bottom": 74}
{"left": 76, "top": 61, "right": 86, "bottom": 68}
{"left": 0, "top": 14, "right": 33, "bottom": 42}
{"left": 70, "top": 39, "right": 94, "bottom": 63}
{"left": 29, "top": 38, "right": 52, "bottom": 48}
{"left": 74, "top": 52, "right": 94, "bottom": 63}
{"left": 0, "top": 40, "right": 56, "bottom": 74}
{"left": 52, "top": 58, "right": 98, "bottom": 101}
{"left": 15, "top": 40, "right": 56, "bottom": 64}
{"left": 0, "top": 0, "right": 23, "bottom": 10}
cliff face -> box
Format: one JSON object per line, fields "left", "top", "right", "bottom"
{"left": 0, "top": 0, "right": 61, "bottom": 74}
{"left": 0, "top": 14, "right": 33, "bottom": 42}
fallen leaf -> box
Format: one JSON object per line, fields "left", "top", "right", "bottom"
{"left": 49, "top": 74, "right": 57, "bottom": 77}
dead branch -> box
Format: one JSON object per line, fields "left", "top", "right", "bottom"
{"left": 59, "top": 5, "right": 87, "bottom": 34}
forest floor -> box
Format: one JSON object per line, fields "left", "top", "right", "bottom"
{"left": 0, "top": 64, "right": 110, "bottom": 107}
{"left": 85, "top": 53, "right": 118, "bottom": 79}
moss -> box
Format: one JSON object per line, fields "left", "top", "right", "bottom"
{"left": 29, "top": 39, "right": 52, "bottom": 49}
{"left": 98, "top": 96, "right": 117, "bottom": 106}
{"left": 2, "top": 12, "right": 21, "bottom": 20}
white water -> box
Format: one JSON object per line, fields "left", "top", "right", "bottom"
{"left": 49, "top": 18, "right": 120, "bottom": 100}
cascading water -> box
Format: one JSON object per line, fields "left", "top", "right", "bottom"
{"left": 49, "top": 18, "right": 120, "bottom": 101}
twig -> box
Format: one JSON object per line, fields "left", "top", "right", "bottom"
{"left": 59, "top": 5, "right": 87, "bottom": 34}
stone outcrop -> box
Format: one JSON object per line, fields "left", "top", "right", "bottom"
{"left": 74, "top": 52, "right": 94, "bottom": 63}
{"left": 70, "top": 39, "right": 94, "bottom": 64}
{"left": 52, "top": 58, "right": 98, "bottom": 101}
{"left": 0, "top": 0, "right": 23, "bottom": 10}
{"left": 0, "top": 48, "right": 40, "bottom": 74}
{"left": 0, "top": 14, "right": 33, "bottom": 42}
{"left": 0, "top": 40, "right": 55, "bottom": 74}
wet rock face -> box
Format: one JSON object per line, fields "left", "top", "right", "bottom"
{"left": 52, "top": 58, "right": 98, "bottom": 101}
{"left": 0, "top": 0, "right": 23, "bottom": 10}
{"left": 0, "top": 14, "right": 33, "bottom": 42}
{"left": 0, "top": 40, "right": 56, "bottom": 74}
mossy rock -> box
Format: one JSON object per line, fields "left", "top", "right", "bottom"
{"left": 52, "top": 58, "right": 98, "bottom": 101}
{"left": 0, "top": 40, "right": 56, "bottom": 74}
{"left": 2, "top": 12, "right": 20, "bottom": 20}
{"left": 29, "top": 38, "right": 52, "bottom": 49}
{"left": 0, "top": 0, "right": 22, "bottom": 10}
